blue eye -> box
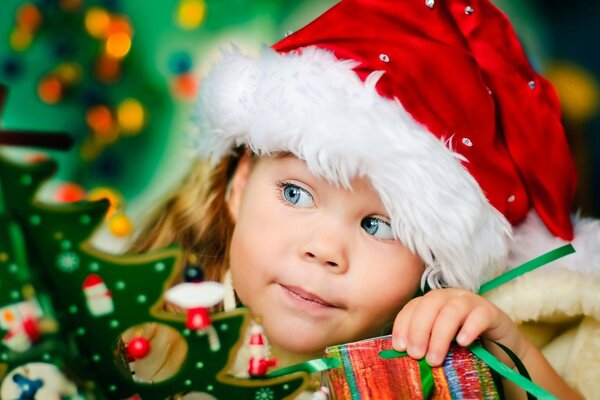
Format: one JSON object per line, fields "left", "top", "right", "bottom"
{"left": 282, "top": 183, "right": 314, "bottom": 207}
{"left": 361, "top": 217, "right": 394, "bottom": 239}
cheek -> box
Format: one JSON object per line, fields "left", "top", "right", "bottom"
{"left": 352, "top": 251, "right": 423, "bottom": 318}
{"left": 227, "top": 208, "right": 281, "bottom": 305}
{"left": 228, "top": 225, "right": 261, "bottom": 293}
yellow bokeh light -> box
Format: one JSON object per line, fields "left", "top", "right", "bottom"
{"left": 105, "top": 32, "right": 131, "bottom": 59}
{"left": 108, "top": 212, "right": 133, "bottom": 237}
{"left": 547, "top": 62, "right": 600, "bottom": 123}
{"left": 85, "top": 7, "right": 110, "bottom": 39}
{"left": 117, "top": 98, "right": 145, "bottom": 134}
{"left": 177, "top": 0, "right": 206, "bottom": 30}
{"left": 54, "top": 62, "right": 82, "bottom": 85}
{"left": 10, "top": 28, "right": 32, "bottom": 51}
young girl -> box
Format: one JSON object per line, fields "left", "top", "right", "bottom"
{"left": 131, "top": 0, "right": 597, "bottom": 397}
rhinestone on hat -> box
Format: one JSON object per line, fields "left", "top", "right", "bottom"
{"left": 461, "top": 138, "right": 473, "bottom": 147}
{"left": 465, "top": 6, "right": 474, "bottom": 14}
{"left": 425, "top": 0, "right": 435, "bottom": 9}
{"left": 507, "top": 195, "right": 516, "bottom": 202}
{"left": 379, "top": 53, "right": 390, "bottom": 63}
{"left": 528, "top": 80, "right": 536, "bottom": 89}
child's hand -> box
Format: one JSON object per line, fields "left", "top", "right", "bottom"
{"left": 391, "top": 288, "right": 523, "bottom": 366}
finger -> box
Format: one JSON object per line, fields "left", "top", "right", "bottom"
{"left": 425, "top": 296, "right": 473, "bottom": 366}
{"left": 456, "top": 304, "right": 497, "bottom": 346}
{"left": 392, "top": 297, "right": 420, "bottom": 351}
{"left": 404, "top": 291, "right": 452, "bottom": 360}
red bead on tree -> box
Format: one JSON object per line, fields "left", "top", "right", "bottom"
{"left": 126, "top": 336, "right": 150, "bottom": 359}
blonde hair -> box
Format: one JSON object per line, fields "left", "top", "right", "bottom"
{"left": 122, "top": 151, "right": 242, "bottom": 385}
{"left": 130, "top": 152, "right": 241, "bottom": 282}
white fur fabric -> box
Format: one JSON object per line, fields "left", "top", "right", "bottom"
{"left": 191, "top": 46, "right": 511, "bottom": 291}
{"left": 486, "top": 211, "right": 600, "bottom": 398}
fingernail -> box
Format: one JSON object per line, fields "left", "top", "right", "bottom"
{"left": 408, "top": 345, "right": 424, "bottom": 359}
{"left": 456, "top": 333, "right": 469, "bottom": 346}
{"left": 426, "top": 352, "right": 441, "bottom": 366}
{"left": 394, "top": 337, "right": 406, "bottom": 351}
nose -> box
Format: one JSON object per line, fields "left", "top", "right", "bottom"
{"left": 304, "top": 250, "right": 340, "bottom": 268}
{"left": 301, "top": 217, "right": 349, "bottom": 272}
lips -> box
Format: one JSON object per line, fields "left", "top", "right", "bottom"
{"left": 280, "top": 284, "right": 337, "bottom": 308}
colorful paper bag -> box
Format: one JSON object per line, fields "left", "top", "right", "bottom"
{"left": 324, "top": 335, "right": 500, "bottom": 399}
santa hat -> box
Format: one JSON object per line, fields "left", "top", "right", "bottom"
{"left": 248, "top": 324, "right": 266, "bottom": 346}
{"left": 191, "top": 0, "right": 578, "bottom": 291}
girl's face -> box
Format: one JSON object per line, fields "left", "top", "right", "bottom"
{"left": 227, "top": 153, "right": 424, "bottom": 355}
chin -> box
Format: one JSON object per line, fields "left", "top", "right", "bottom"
{"left": 262, "top": 319, "right": 333, "bottom": 356}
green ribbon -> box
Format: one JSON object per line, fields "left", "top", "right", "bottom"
{"left": 263, "top": 357, "right": 340, "bottom": 378}
{"left": 468, "top": 342, "right": 557, "bottom": 400}
{"left": 478, "top": 244, "right": 575, "bottom": 295}
{"left": 379, "top": 349, "right": 434, "bottom": 398}
{"left": 486, "top": 340, "right": 535, "bottom": 400}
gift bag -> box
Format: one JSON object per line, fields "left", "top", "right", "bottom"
{"left": 324, "top": 335, "right": 500, "bottom": 400}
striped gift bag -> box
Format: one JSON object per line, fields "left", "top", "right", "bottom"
{"left": 324, "top": 335, "right": 500, "bottom": 400}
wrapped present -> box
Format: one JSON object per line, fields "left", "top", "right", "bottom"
{"left": 324, "top": 336, "right": 500, "bottom": 400}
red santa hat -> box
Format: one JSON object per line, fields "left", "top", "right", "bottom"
{"left": 191, "top": 0, "right": 578, "bottom": 291}
{"left": 248, "top": 324, "right": 266, "bottom": 346}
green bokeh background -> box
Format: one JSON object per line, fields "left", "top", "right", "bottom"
{"left": 0, "top": 0, "right": 336, "bottom": 225}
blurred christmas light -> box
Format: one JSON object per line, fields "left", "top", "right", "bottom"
{"left": 547, "top": 62, "right": 600, "bottom": 122}
{"left": 59, "top": 0, "right": 82, "bottom": 12}
{"left": 54, "top": 62, "right": 82, "bottom": 85}
{"left": 85, "top": 7, "right": 111, "bottom": 39}
{"left": 106, "top": 16, "right": 132, "bottom": 36}
{"left": 108, "top": 212, "right": 133, "bottom": 237}
{"left": 54, "top": 182, "right": 86, "bottom": 203}
{"left": 9, "top": 28, "right": 33, "bottom": 51}
{"left": 86, "top": 105, "right": 116, "bottom": 141}
{"left": 38, "top": 76, "right": 63, "bottom": 104}
{"left": 117, "top": 98, "right": 145, "bottom": 134}
{"left": 105, "top": 32, "right": 131, "bottom": 59}
{"left": 177, "top": 0, "right": 206, "bottom": 30}
{"left": 94, "top": 55, "right": 121, "bottom": 83}
{"left": 16, "top": 3, "right": 42, "bottom": 31}
{"left": 172, "top": 73, "right": 198, "bottom": 100}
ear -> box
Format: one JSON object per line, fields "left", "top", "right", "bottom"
{"left": 226, "top": 152, "right": 252, "bottom": 222}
